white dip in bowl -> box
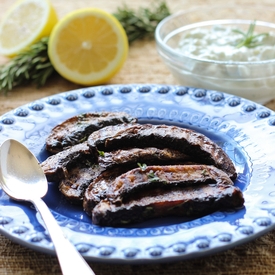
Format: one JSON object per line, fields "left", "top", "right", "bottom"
{"left": 155, "top": 6, "right": 275, "bottom": 104}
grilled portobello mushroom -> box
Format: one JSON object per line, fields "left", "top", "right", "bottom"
{"left": 87, "top": 123, "right": 237, "bottom": 180}
{"left": 41, "top": 142, "right": 92, "bottom": 182}
{"left": 59, "top": 163, "right": 104, "bottom": 204}
{"left": 46, "top": 112, "right": 137, "bottom": 154}
{"left": 98, "top": 147, "right": 191, "bottom": 170}
{"left": 83, "top": 164, "right": 235, "bottom": 216}
{"left": 84, "top": 165, "right": 135, "bottom": 210}
{"left": 106, "top": 164, "right": 234, "bottom": 203}
{"left": 91, "top": 183, "right": 244, "bottom": 226}
{"left": 42, "top": 146, "right": 192, "bottom": 203}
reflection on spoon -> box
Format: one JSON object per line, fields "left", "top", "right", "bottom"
{"left": 0, "top": 139, "right": 95, "bottom": 275}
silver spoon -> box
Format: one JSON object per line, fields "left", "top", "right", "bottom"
{"left": 0, "top": 139, "right": 95, "bottom": 275}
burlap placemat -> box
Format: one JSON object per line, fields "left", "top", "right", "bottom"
{"left": 1, "top": 0, "right": 275, "bottom": 274}
{"left": 1, "top": 230, "right": 275, "bottom": 275}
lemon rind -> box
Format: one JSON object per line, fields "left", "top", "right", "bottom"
{"left": 0, "top": 0, "right": 58, "bottom": 57}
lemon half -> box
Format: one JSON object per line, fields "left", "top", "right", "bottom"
{"left": 0, "top": 0, "right": 58, "bottom": 57}
{"left": 48, "top": 8, "right": 129, "bottom": 86}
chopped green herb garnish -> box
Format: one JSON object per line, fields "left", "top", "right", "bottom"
{"left": 78, "top": 136, "right": 87, "bottom": 143}
{"left": 201, "top": 169, "right": 209, "bottom": 176}
{"left": 137, "top": 162, "right": 147, "bottom": 171}
{"left": 233, "top": 20, "right": 269, "bottom": 48}
{"left": 97, "top": 150, "right": 105, "bottom": 157}
{"left": 84, "top": 160, "right": 93, "bottom": 166}
{"left": 77, "top": 113, "right": 87, "bottom": 119}
{"left": 147, "top": 170, "right": 160, "bottom": 182}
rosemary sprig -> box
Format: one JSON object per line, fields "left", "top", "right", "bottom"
{"left": 0, "top": 37, "right": 55, "bottom": 93}
{"left": 233, "top": 20, "right": 269, "bottom": 48}
{"left": 113, "top": 1, "right": 170, "bottom": 43}
{"left": 0, "top": 1, "right": 171, "bottom": 93}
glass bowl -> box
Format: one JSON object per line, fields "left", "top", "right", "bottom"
{"left": 155, "top": 4, "right": 275, "bottom": 104}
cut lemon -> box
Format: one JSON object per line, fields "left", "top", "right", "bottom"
{"left": 0, "top": 0, "right": 58, "bottom": 57}
{"left": 48, "top": 8, "right": 129, "bottom": 86}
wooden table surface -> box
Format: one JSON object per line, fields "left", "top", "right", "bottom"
{"left": 1, "top": 0, "right": 275, "bottom": 274}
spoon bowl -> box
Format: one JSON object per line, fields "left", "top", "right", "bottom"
{"left": 0, "top": 139, "right": 47, "bottom": 200}
{"left": 0, "top": 139, "right": 95, "bottom": 275}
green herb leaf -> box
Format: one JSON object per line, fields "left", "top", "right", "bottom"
{"left": 137, "top": 162, "right": 147, "bottom": 171}
{"left": 201, "top": 169, "right": 209, "bottom": 176}
{"left": 147, "top": 170, "right": 160, "bottom": 182}
{"left": 97, "top": 150, "right": 105, "bottom": 157}
{"left": 233, "top": 20, "right": 269, "bottom": 48}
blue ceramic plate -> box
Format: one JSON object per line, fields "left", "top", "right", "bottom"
{"left": 0, "top": 84, "right": 275, "bottom": 264}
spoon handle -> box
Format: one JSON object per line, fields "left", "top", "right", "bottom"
{"left": 31, "top": 197, "right": 95, "bottom": 275}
